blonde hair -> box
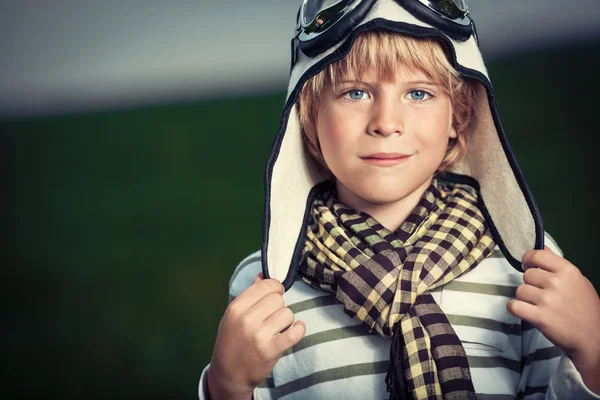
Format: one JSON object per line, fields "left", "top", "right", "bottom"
{"left": 297, "top": 30, "right": 477, "bottom": 173}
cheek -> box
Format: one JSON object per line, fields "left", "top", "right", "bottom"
{"left": 316, "top": 109, "right": 351, "bottom": 166}
{"left": 410, "top": 107, "right": 453, "bottom": 154}
{"left": 316, "top": 116, "right": 333, "bottom": 160}
{"left": 419, "top": 126, "right": 450, "bottom": 150}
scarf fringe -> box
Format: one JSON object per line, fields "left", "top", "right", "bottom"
{"left": 386, "top": 322, "right": 409, "bottom": 400}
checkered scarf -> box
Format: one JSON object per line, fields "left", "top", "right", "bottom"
{"left": 298, "top": 179, "right": 495, "bottom": 399}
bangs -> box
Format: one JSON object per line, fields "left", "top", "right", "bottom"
{"left": 310, "top": 30, "right": 459, "bottom": 94}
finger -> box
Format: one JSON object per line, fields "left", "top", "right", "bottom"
{"left": 522, "top": 249, "right": 564, "bottom": 273}
{"left": 230, "top": 278, "right": 284, "bottom": 310}
{"left": 522, "top": 267, "right": 553, "bottom": 289}
{"left": 253, "top": 272, "right": 264, "bottom": 284}
{"left": 506, "top": 299, "right": 543, "bottom": 326}
{"left": 246, "top": 292, "right": 286, "bottom": 323}
{"left": 544, "top": 245, "right": 555, "bottom": 254}
{"left": 515, "top": 284, "right": 547, "bottom": 306}
{"left": 271, "top": 320, "right": 306, "bottom": 355}
{"left": 261, "top": 307, "right": 295, "bottom": 337}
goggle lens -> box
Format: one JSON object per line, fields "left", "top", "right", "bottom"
{"left": 426, "top": 0, "right": 468, "bottom": 20}
{"left": 300, "top": 0, "right": 358, "bottom": 34}
{"left": 302, "top": 0, "right": 349, "bottom": 25}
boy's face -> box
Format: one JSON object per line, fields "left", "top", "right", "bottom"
{"left": 316, "top": 64, "right": 456, "bottom": 208}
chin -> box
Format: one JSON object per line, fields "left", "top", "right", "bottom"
{"left": 352, "top": 183, "right": 415, "bottom": 205}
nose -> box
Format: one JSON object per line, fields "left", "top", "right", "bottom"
{"left": 367, "top": 96, "right": 404, "bottom": 137}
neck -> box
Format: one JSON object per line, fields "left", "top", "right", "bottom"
{"left": 335, "top": 177, "right": 433, "bottom": 232}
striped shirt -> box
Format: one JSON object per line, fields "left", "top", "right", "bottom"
{"left": 199, "top": 234, "right": 599, "bottom": 399}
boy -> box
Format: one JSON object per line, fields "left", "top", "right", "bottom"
{"left": 201, "top": 1, "right": 600, "bottom": 398}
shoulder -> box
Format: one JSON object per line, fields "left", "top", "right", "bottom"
{"left": 458, "top": 231, "right": 563, "bottom": 283}
{"left": 229, "top": 250, "right": 262, "bottom": 299}
{"left": 544, "top": 231, "right": 563, "bottom": 256}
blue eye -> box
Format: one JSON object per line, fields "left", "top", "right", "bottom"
{"left": 408, "top": 90, "right": 430, "bottom": 101}
{"left": 346, "top": 90, "right": 368, "bottom": 100}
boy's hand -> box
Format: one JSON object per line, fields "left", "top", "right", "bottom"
{"left": 207, "top": 273, "right": 306, "bottom": 400}
{"left": 507, "top": 247, "right": 600, "bottom": 393}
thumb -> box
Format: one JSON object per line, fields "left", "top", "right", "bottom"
{"left": 544, "top": 245, "right": 555, "bottom": 254}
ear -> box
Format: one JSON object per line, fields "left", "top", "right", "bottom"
{"left": 449, "top": 125, "right": 458, "bottom": 139}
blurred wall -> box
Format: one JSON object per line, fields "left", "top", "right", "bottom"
{"left": 2, "top": 0, "right": 600, "bottom": 117}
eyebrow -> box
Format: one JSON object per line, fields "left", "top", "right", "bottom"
{"left": 336, "top": 79, "right": 438, "bottom": 86}
{"left": 405, "top": 79, "right": 437, "bottom": 86}
{"left": 337, "top": 80, "right": 364, "bottom": 85}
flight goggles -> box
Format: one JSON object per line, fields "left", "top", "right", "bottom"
{"left": 293, "top": 0, "right": 478, "bottom": 63}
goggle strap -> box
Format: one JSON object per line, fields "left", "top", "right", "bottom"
{"left": 291, "top": 37, "right": 299, "bottom": 70}
{"left": 467, "top": 14, "right": 479, "bottom": 45}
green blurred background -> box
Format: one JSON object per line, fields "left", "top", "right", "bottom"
{"left": 2, "top": 43, "right": 599, "bottom": 399}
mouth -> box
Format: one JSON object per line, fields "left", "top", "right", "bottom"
{"left": 360, "top": 152, "right": 412, "bottom": 167}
